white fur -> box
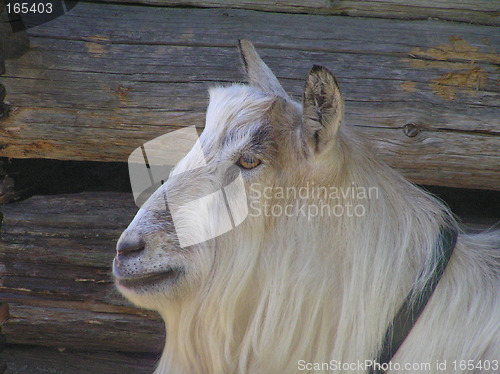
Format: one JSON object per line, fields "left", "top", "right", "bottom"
{"left": 114, "top": 42, "right": 500, "bottom": 374}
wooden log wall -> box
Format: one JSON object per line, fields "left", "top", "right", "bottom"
{"left": 0, "top": 2, "right": 499, "bottom": 190}
{"left": 0, "top": 1, "right": 499, "bottom": 372}
{"left": 0, "top": 193, "right": 163, "bottom": 372}
{"left": 0, "top": 192, "right": 496, "bottom": 373}
{"left": 91, "top": 0, "right": 500, "bottom": 26}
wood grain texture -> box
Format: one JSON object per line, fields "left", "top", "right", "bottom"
{"left": 0, "top": 192, "right": 164, "bottom": 352}
{"left": 87, "top": 0, "right": 500, "bottom": 26}
{"left": 0, "top": 3, "right": 499, "bottom": 189}
{"left": 1, "top": 345, "right": 156, "bottom": 374}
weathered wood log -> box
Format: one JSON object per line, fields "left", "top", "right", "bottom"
{"left": 0, "top": 13, "right": 30, "bottom": 60}
{"left": 0, "top": 13, "right": 29, "bottom": 126}
{"left": 1, "top": 345, "right": 156, "bottom": 374}
{"left": 88, "top": 0, "right": 500, "bottom": 26}
{"left": 0, "top": 3, "right": 499, "bottom": 190}
{"left": 0, "top": 302, "right": 8, "bottom": 324}
{"left": 0, "top": 192, "right": 164, "bottom": 352}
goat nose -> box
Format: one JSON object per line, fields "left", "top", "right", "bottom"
{"left": 116, "top": 234, "right": 145, "bottom": 257}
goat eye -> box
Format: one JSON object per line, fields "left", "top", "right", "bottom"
{"left": 237, "top": 155, "right": 262, "bottom": 169}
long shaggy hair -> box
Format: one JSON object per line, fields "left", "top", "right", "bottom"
{"left": 114, "top": 41, "right": 500, "bottom": 374}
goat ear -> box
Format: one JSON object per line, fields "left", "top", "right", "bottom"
{"left": 238, "top": 39, "right": 288, "bottom": 98}
{"left": 302, "top": 65, "right": 344, "bottom": 155}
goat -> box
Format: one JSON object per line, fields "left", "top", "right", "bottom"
{"left": 113, "top": 40, "right": 500, "bottom": 373}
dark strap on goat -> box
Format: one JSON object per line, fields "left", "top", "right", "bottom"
{"left": 369, "top": 224, "right": 458, "bottom": 374}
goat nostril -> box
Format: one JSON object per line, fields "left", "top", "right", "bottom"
{"left": 117, "top": 236, "right": 145, "bottom": 257}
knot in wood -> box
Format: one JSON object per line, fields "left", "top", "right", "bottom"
{"left": 403, "top": 123, "right": 420, "bottom": 138}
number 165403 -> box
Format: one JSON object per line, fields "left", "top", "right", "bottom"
{"left": 5, "top": 2, "right": 54, "bottom": 14}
